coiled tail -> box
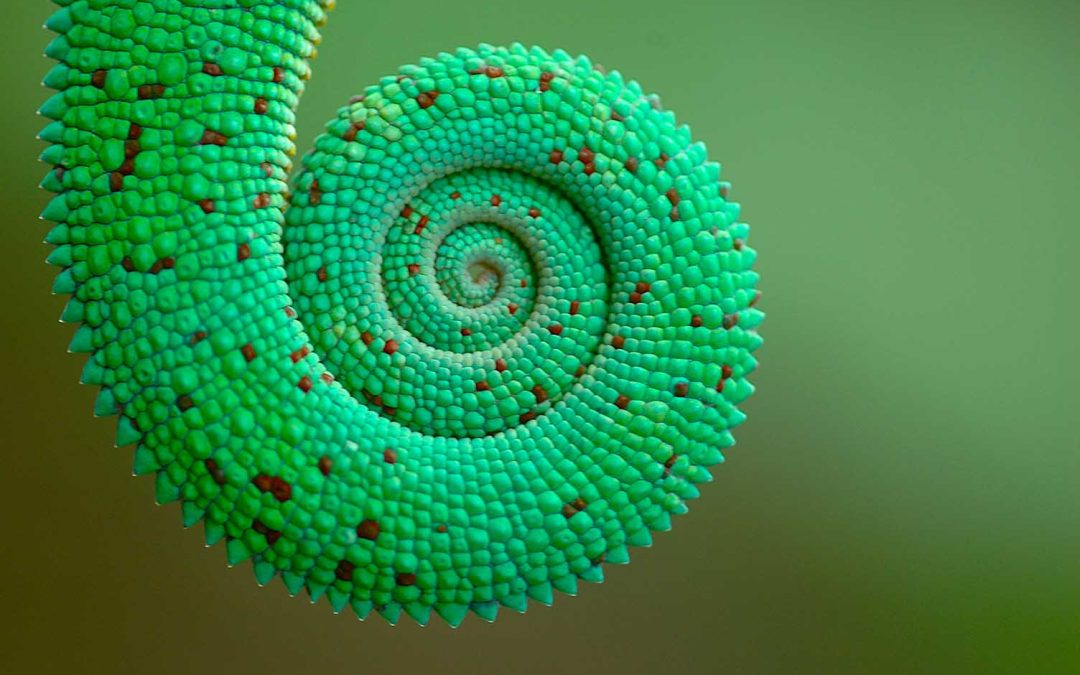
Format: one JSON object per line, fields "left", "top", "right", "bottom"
{"left": 39, "top": 0, "right": 762, "bottom": 625}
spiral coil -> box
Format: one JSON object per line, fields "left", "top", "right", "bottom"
{"left": 39, "top": 1, "right": 762, "bottom": 625}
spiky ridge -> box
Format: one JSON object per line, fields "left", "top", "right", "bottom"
{"left": 39, "top": 0, "right": 762, "bottom": 627}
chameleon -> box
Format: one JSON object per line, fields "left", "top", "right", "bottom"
{"left": 38, "top": 0, "right": 763, "bottom": 626}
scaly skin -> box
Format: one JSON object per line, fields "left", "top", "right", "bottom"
{"left": 39, "top": 0, "right": 763, "bottom": 626}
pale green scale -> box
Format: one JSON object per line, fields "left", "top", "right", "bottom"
{"left": 40, "top": 0, "right": 762, "bottom": 626}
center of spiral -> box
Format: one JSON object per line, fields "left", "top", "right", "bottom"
{"left": 286, "top": 168, "right": 610, "bottom": 438}
{"left": 433, "top": 222, "right": 528, "bottom": 312}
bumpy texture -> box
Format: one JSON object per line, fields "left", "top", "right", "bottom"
{"left": 39, "top": 0, "right": 763, "bottom": 626}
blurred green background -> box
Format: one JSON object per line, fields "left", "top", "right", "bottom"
{"left": 1, "top": 1, "right": 1076, "bottom": 673}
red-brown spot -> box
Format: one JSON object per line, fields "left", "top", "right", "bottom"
{"left": 583, "top": 162, "right": 595, "bottom": 175}
{"left": 569, "top": 300, "right": 580, "bottom": 315}
{"left": 507, "top": 303, "right": 518, "bottom": 315}
{"left": 578, "top": 147, "right": 594, "bottom": 164}
{"left": 253, "top": 193, "right": 271, "bottom": 208}
{"left": 199, "top": 199, "right": 215, "bottom": 214}
{"left": 290, "top": 346, "right": 310, "bottom": 363}
{"left": 316, "top": 266, "right": 327, "bottom": 282}
{"left": 91, "top": 69, "right": 107, "bottom": 88}
{"left": 272, "top": 66, "right": 284, "bottom": 83}
{"left": 666, "top": 187, "right": 680, "bottom": 206}
{"left": 177, "top": 395, "right": 194, "bottom": 412}
{"left": 284, "top": 306, "right": 296, "bottom": 318}
{"left": 615, "top": 394, "right": 630, "bottom": 409}
{"left": 268, "top": 477, "right": 291, "bottom": 501}
{"left": 520, "top": 279, "right": 527, "bottom": 288}
{"left": 750, "top": 290, "right": 762, "bottom": 307}
{"left": 548, "top": 323, "right": 563, "bottom": 336}
{"left": 436, "top": 523, "right": 448, "bottom": 533}
{"left": 204, "top": 458, "right": 226, "bottom": 485}
{"left": 254, "top": 97, "right": 269, "bottom": 114}
{"left": 138, "top": 84, "right": 164, "bottom": 99}
{"left": 528, "top": 207, "right": 541, "bottom": 218}
{"left": 532, "top": 385, "right": 548, "bottom": 403}
{"left": 149, "top": 257, "right": 173, "bottom": 274}
{"left": 361, "top": 331, "right": 374, "bottom": 346}
{"left": 563, "top": 497, "right": 588, "bottom": 517}
{"left": 670, "top": 206, "right": 680, "bottom": 221}
{"left": 121, "top": 256, "right": 135, "bottom": 272}
{"left": 625, "top": 156, "right": 639, "bottom": 173}
{"left": 401, "top": 205, "right": 413, "bottom": 218}
{"left": 357, "top": 519, "right": 380, "bottom": 540}
{"left": 192, "top": 330, "right": 208, "bottom": 344}
{"left": 363, "top": 390, "right": 383, "bottom": 407}
{"left": 202, "top": 62, "right": 223, "bottom": 76}
{"left": 723, "top": 313, "right": 739, "bottom": 329}
{"left": 200, "top": 129, "right": 227, "bottom": 146}
{"left": 383, "top": 339, "right": 399, "bottom": 355}
{"left": 237, "top": 242, "right": 251, "bottom": 261}
{"left": 495, "top": 359, "right": 507, "bottom": 372}
{"left": 298, "top": 375, "right": 313, "bottom": 393}
{"left": 721, "top": 364, "right": 734, "bottom": 380}
{"left": 691, "top": 315, "right": 703, "bottom": 328}
{"left": 719, "top": 184, "right": 730, "bottom": 199}
{"left": 335, "top": 560, "right": 355, "bottom": 581}
{"left": 383, "top": 448, "right": 397, "bottom": 464}
{"left": 490, "top": 194, "right": 501, "bottom": 206}
{"left": 475, "top": 380, "right": 491, "bottom": 392}
{"left": 127, "top": 123, "right": 143, "bottom": 140}
{"left": 450, "top": 191, "right": 461, "bottom": 200}
{"left": 734, "top": 238, "right": 745, "bottom": 251}
{"left": 635, "top": 281, "right": 651, "bottom": 294}
{"left": 110, "top": 172, "right": 124, "bottom": 192}
{"left": 674, "top": 382, "right": 689, "bottom": 397}
{"left": 654, "top": 153, "right": 670, "bottom": 169}
{"left": 611, "top": 110, "right": 624, "bottom": 122}
{"left": 612, "top": 335, "right": 625, "bottom": 349}
{"left": 343, "top": 120, "right": 365, "bottom": 142}
{"left": 252, "top": 520, "right": 281, "bottom": 544}
{"left": 550, "top": 150, "right": 563, "bottom": 164}
{"left": 519, "top": 411, "right": 537, "bottom": 424}
{"left": 629, "top": 292, "right": 642, "bottom": 303}
{"left": 124, "top": 139, "right": 140, "bottom": 159}
{"left": 415, "top": 215, "right": 429, "bottom": 234}
{"left": 485, "top": 66, "right": 504, "bottom": 78}
{"left": 241, "top": 343, "right": 256, "bottom": 362}
{"left": 539, "top": 71, "right": 554, "bottom": 91}
{"left": 461, "top": 327, "right": 472, "bottom": 337}
{"left": 321, "top": 372, "right": 334, "bottom": 384}
{"left": 318, "top": 456, "right": 333, "bottom": 476}
{"left": 396, "top": 572, "right": 417, "bottom": 586}
{"left": 407, "top": 263, "right": 420, "bottom": 276}
{"left": 416, "top": 90, "right": 439, "bottom": 108}
{"left": 260, "top": 162, "right": 274, "bottom": 177}
{"left": 575, "top": 364, "right": 586, "bottom": 378}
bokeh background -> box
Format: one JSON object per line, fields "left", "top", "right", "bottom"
{"left": 1, "top": 1, "right": 1077, "bottom": 673}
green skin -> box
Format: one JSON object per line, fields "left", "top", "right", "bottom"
{"left": 40, "top": 0, "right": 762, "bottom": 626}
